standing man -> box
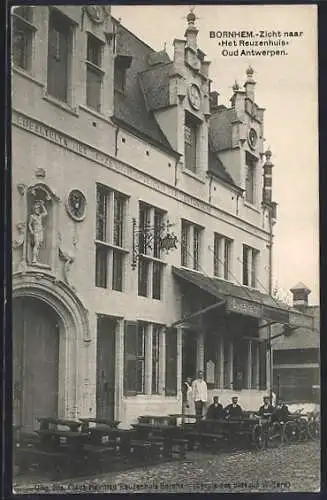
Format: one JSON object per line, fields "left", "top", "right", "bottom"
{"left": 192, "top": 370, "right": 208, "bottom": 419}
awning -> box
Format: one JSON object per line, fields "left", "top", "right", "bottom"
{"left": 172, "top": 266, "right": 314, "bottom": 329}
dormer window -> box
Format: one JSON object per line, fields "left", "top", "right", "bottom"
{"left": 245, "top": 151, "right": 257, "bottom": 204}
{"left": 184, "top": 111, "right": 200, "bottom": 173}
{"left": 114, "top": 54, "right": 132, "bottom": 93}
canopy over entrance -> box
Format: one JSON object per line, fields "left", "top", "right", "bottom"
{"left": 172, "top": 266, "right": 314, "bottom": 330}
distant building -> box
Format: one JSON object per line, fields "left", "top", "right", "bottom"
{"left": 272, "top": 284, "right": 320, "bottom": 403}
{"left": 11, "top": 5, "right": 313, "bottom": 430}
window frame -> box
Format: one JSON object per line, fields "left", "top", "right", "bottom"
{"left": 12, "top": 7, "right": 36, "bottom": 72}
{"left": 47, "top": 8, "right": 74, "bottom": 104}
{"left": 86, "top": 32, "right": 104, "bottom": 113}
{"left": 137, "top": 202, "right": 166, "bottom": 300}
{"left": 184, "top": 111, "right": 200, "bottom": 173}
{"left": 245, "top": 151, "right": 257, "bottom": 205}
{"left": 214, "top": 233, "right": 233, "bottom": 280}
{"left": 95, "top": 184, "right": 128, "bottom": 292}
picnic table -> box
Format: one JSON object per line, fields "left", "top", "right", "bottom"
{"left": 131, "top": 422, "right": 187, "bottom": 459}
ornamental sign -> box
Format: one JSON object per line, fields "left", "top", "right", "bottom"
{"left": 262, "top": 306, "right": 289, "bottom": 324}
{"left": 227, "top": 296, "right": 261, "bottom": 318}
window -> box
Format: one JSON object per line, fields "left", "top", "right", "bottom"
{"left": 86, "top": 33, "right": 103, "bottom": 112}
{"left": 124, "top": 321, "right": 164, "bottom": 396}
{"left": 214, "top": 233, "right": 232, "bottom": 280}
{"left": 47, "top": 9, "right": 72, "bottom": 102}
{"left": 12, "top": 6, "right": 35, "bottom": 71}
{"left": 245, "top": 152, "right": 256, "bottom": 204}
{"left": 114, "top": 54, "right": 132, "bottom": 92}
{"left": 114, "top": 65, "right": 126, "bottom": 92}
{"left": 181, "top": 220, "right": 190, "bottom": 267}
{"left": 181, "top": 219, "right": 203, "bottom": 270}
{"left": 95, "top": 185, "right": 127, "bottom": 291}
{"left": 152, "top": 326, "right": 160, "bottom": 394}
{"left": 184, "top": 112, "right": 199, "bottom": 172}
{"left": 138, "top": 202, "right": 165, "bottom": 300}
{"left": 242, "top": 245, "right": 259, "bottom": 288}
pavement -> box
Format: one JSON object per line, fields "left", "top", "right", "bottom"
{"left": 13, "top": 440, "right": 320, "bottom": 494}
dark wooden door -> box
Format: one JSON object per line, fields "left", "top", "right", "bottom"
{"left": 182, "top": 330, "right": 197, "bottom": 381}
{"left": 13, "top": 297, "right": 59, "bottom": 431}
{"left": 96, "top": 316, "right": 116, "bottom": 421}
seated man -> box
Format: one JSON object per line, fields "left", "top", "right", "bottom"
{"left": 257, "top": 396, "right": 275, "bottom": 418}
{"left": 206, "top": 396, "right": 224, "bottom": 420}
{"left": 224, "top": 396, "right": 243, "bottom": 419}
{"left": 274, "top": 401, "right": 290, "bottom": 422}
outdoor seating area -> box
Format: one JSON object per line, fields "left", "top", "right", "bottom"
{"left": 13, "top": 408, "right": 319, "bottom": 481}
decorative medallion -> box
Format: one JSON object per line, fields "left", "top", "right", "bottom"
{"left": 85, "top": 5, "right": 105, "bottom": 24}
{"left": 188, "top": 83, "right": 201, "bottom": 111}
{"left": 248, "top": 127, "right": 258, "bottom": 149}
{"left": 66, "top": 190, "right": 87, "bottom": 222}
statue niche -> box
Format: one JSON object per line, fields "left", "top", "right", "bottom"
{"left": 26, "top": 184, "right": 58, "bottom": 268}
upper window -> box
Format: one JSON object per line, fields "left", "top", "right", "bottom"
{"left": 114, "top": 55, "right": 132, "bottom": 93}
{"left": 184, "top": 112, "right": 200, "bottom": 173}
{"left": 214, "top": 233, "right": 233, "bottom": 280}
{"left": 95, "top": 184, "right": 127, "bottom": 291}
{"left": 245, "top": 151, "right": 257, "bottom": 204}
{"left": 138, "top": 202, "right": 165, "bottom": 300}
{"left": 12, "top": 7, "right": 35, "bottom": 71}
{"left": 181, "top": 219, "right": 203, "bottom": 271}
{"left": 47, "top": 9, "right": 73, "bottom": 103}
{"left": 86, "top": 33, "right": 103, "bottom": 112}
{"left": 242, "top": 245, "right": 259, "bottom": 288}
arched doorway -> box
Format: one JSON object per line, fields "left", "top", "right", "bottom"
{"left": 13, "top": 296, "right": 60, "bottom": 431}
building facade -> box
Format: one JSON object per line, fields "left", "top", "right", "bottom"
{"left": 272, "top": 284, "right": 320, "bottom": 403}
{"left": 12, "top": 5, "right": 313, "bottom": 430}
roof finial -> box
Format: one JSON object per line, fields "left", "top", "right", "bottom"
{"left": 187, "top": 5, "right": 196, "bottom": 25}
{"left": 264, "top": 147, "right": 272, "bottom": 161}
{"left": 232, "top": 80, "right": 240, "bottom": 92}
{"left": 246, "top": 65, "right": 254, "bottom": 80}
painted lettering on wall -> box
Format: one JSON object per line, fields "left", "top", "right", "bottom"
{"left": 13, "top": 111, "right": 211, "bottom": 214}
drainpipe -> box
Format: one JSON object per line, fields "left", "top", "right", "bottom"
{"left": 268, "top": 206, "right": 273, "bottom": 403}
{"left": 114, "top": 126, "right": 120, "bottom": 157}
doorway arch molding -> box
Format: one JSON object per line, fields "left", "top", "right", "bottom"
{"left": 12, "top": 271, "right": 91, "bottom": 419}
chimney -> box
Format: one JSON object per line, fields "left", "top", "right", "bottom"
{"left": 290, "top": 282, "right": 311, "bottom": 311}
{"left": 210, "top": 91, "right": 219, "bottom": 112}
{"left": 244, "top": 65, "right": 256, "bottom": 101}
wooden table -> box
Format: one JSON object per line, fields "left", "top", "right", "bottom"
{"left": 37, "top": 417, "right": 82, "bottom": 432}
{"left": 131, "top": 423, "right": 186, "bottom": 458}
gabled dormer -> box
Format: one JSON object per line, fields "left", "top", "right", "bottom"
{"left": 209, "top": 67, "right": 267, "bottom": 209}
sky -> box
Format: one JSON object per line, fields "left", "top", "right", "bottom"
{"left": 112, "top": 4, "right": 319, "bottom": 305}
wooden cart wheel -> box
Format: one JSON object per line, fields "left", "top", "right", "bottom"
{"left": 309, "top": 417, "right": 320, "bottom": 440}
{"left": 283, "top": 421, "right": 298, "bottom": 444}
{"left": 251, "top": 424, "right": 265, "bottom": 450}
{"left": 267, "top": 421, "right": 283, "bottom": 448}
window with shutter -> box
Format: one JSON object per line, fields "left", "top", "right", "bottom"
{"left": 124, "top": 321, "right": 138, "bottom": 396}
{"left": 165, "top": 327, "right": 177, "bottom": 396}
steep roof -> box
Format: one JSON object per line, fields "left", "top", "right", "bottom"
{"left": 113, "top": 20, "right": 177, "bottom": 155}
{"left": 209, "top": 106, "right": 239, "bottom": 152}
{"left": 208, "top": 147, "right": 240, "bottom": 189}
{"left": 273, "top": 305, "right": 320, "bottom": 350}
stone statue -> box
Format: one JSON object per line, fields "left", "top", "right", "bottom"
{"left": 28, "top": 200, "right": 47, "bottom": 263}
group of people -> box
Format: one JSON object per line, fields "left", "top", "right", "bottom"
{"left": 182, "top": 371, "right": 244, "bottom": 420}
{"left": 182, "top": 371, "right": 290, "bottom": 422}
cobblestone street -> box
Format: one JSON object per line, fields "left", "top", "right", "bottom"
{"left": 13, "top": 440, "right": 320, "bottom": 494}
